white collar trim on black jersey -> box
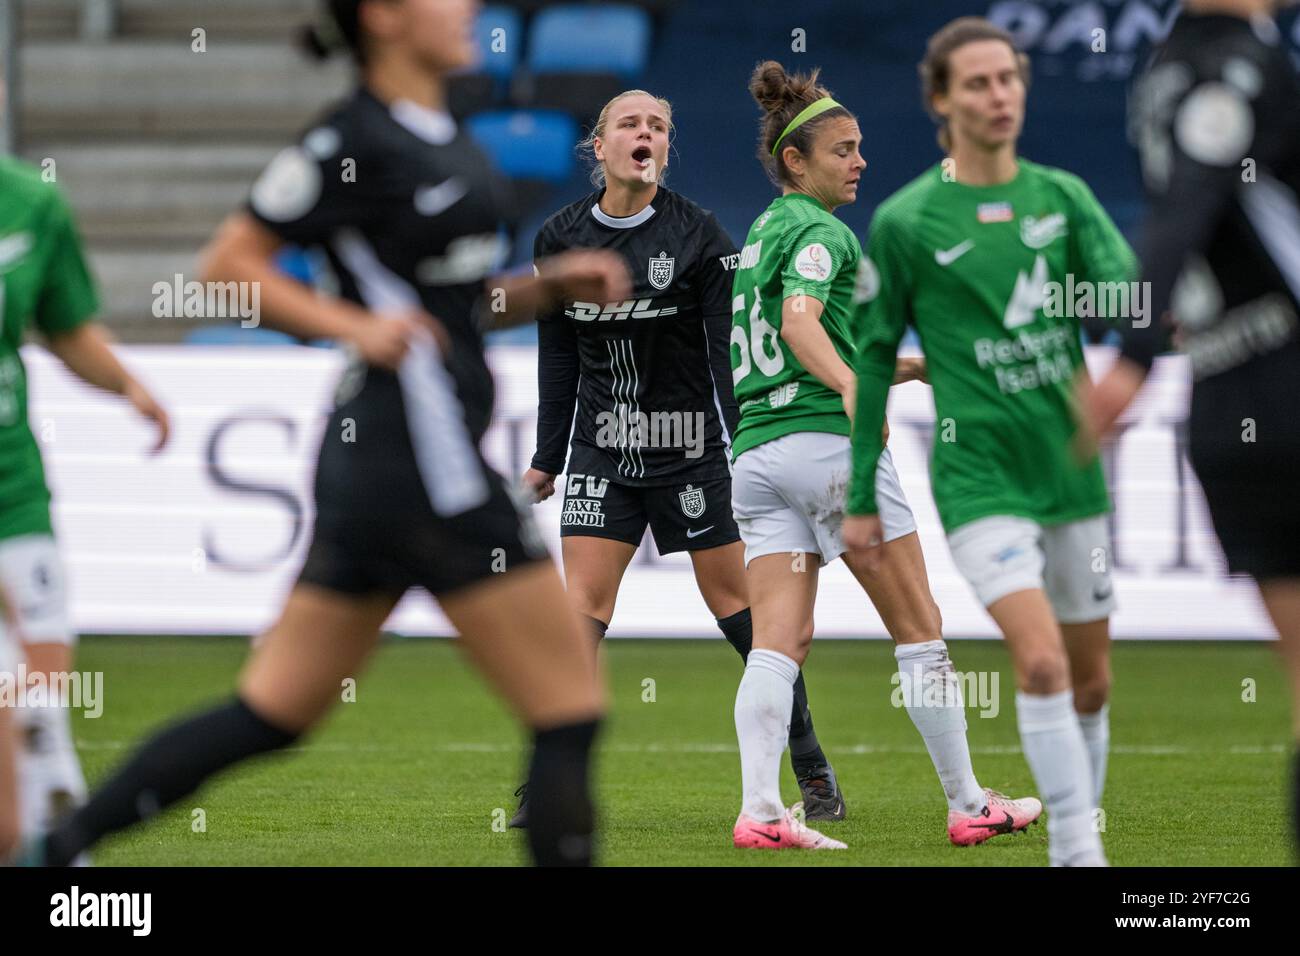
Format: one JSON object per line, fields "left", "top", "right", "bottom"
{"left": 390, "top": 99, "right": 457, "bottom": 145}
{"left": 590, "top": 202, "right": 656, "bottom": 229}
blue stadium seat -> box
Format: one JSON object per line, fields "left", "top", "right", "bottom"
{"left": 466, "top": 110, "right": 577, "bottom": 182}
{"left": 526, "top": 5, "right": 651, "bottom": 78}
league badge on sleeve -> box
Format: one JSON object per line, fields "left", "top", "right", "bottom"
{"left": 649, "top": 251, "right": 675, "bottom": 290}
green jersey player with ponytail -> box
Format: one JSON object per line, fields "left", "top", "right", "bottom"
{"left": 844, "top": 17, "right": 1137, "bottom": 867}
{"left": 728, "top": 60, "right": 1041, "bottom": 853}
{"left": 0, "top": 155, "right": 170, "bottom": 857}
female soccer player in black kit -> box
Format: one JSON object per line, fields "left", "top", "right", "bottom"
{"left": 1081, "top": 0, "right": 1300, "bottom": 852}
{"left": 22, "top": 0, "right": 631, "bottom": 867}
{"left": 511, "top": 90, "right": 844, "bottom": 826}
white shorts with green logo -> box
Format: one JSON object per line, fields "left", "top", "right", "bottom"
{"left": 946, "top": 514, "right": 1116, "bottom": 623}
{"left": 731, "top": 432, "right": 916, "bottom": 566}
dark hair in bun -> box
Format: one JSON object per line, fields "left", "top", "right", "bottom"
{"left": 749, "top": 60, "right": 853, "bottom": 187}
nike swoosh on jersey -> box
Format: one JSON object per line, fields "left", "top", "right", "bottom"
{"left": 685, "top": 526, "right": 715, "bottom": 538}
{"left": 0, "top": 231, "right": 34, "bottom": 270}
{"left": 414, "top": 178, "right": 469, "bottom": 217}
{"left": 935, "top": 239, "right": 975, "bottom": 266}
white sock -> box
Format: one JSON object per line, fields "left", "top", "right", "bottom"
{"left": 895, "top": 640, "right": 985, "bottom": 814}
{"left": 1075, "top": 702, "right": 1110, "bottom": 808}
{"left": 1016, "top": 690, "right": 1103, "bottom": 865}
{"left": 17, "top": 690, "right": 88, "bottom": 838}
{"left": 735, "top": 648, "right": 798, "bottom": 822}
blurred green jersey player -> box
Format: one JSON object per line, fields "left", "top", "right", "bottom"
{"left": 844, "top": 16, "right": 1137, "bottom": 866}
{"left": 0, "top": 155, "right": 170, "bottom": 857}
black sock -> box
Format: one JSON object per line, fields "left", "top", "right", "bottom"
{"left": 526, "top": 719, "right": 599, "bottom": 867}
{"left": 717, "top": 607, "right": 754, "bottom": 660}
{"left": 584, "top": 615, "right": 609, "bottom": 644}
{"left": 43, "top": 697, "right": 297, "bottom": 866}
{"left": 717, "top": 607, "right": 827, "bottom": 773}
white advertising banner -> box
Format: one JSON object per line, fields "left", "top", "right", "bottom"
{"left": 23, "top": 344, "right": 1273, "bottom": 639}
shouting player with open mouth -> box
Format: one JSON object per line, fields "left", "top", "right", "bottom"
{"left": 515, "top": 89, "right": 844, "bottom": 827}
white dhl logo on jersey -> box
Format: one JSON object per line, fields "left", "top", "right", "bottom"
{"left": 567, "top": 299, "right": 680, "bottom": 321}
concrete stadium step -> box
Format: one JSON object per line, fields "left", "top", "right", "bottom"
{"left": 20, "top": 1, "right": 79, "bottom": 39}
{"left": 22, "top": 0, "right": 318, "bottom": 40}
{"left": 20, "top": 40, "right": 350, "bottom": 137}
{"left": 21, "top": 142, "right": 279, "bottom": 243}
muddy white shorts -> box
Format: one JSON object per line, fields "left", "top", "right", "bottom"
{"left": 731, "top": 432, "right": 916, "bottom": 566}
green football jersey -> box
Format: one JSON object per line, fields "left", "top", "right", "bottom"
{"left": 0, "top": 158, "right": 98, "bottom": 541}
{"left": 729, "top": 192, "right": 860, "bottom": 459}
{"left": 847, "top": 160, "right": 1136, "bottom": 531}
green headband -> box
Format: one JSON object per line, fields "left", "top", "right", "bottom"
{"left": 770, "top": 98, "right": 843, "bottom": 157}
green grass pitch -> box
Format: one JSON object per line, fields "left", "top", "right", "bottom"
{"left": 70, "top": 635, "right": 1293, "bottom": 866}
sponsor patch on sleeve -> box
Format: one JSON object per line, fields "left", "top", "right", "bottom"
{"left": 793, "top": 242, "right": 832, "bottom": 281}
{"left": 1174, "top": 82, "right": 1254, "bottom": 167}
{"left": 250, "top": 146, "right": 322, "bottom": 223}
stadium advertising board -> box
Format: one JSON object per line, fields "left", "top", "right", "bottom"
{"left": 24, "top": 344, "right": 1273, "bottom": 639}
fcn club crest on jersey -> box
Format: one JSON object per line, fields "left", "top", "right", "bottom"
{"left": 678, "top": 484, "right": 706, "bottom": 519}
{"left": 648, "top": 250, "right": 675, "bottom": 290}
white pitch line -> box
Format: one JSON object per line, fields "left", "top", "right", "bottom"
{"left": 73, "top": 740, "right": 1288, "bottom": 756}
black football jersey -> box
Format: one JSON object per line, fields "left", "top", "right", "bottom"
{"left": 1123, "top": 11, "right": 1300, "bottom": 382}
{"left": 530, "top": 186, "right": 740, "bottom": 486}
{"left": 246, "top": 87, "right": 514, "bottom": 449}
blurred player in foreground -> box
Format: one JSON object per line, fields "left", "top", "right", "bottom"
{"left": 1081, "top": 0, "right": 1300, "bottom": 854}
{"left": 20, "top": 0, "right": 628, "bottom": 868}
{"left": 727, "top": 61, "right": 1040, "bottom": 852}
{"left": 0, "top": 592, "right": 18, "bottom": 860}
{"left": 0, "top": 108, "right": 170, "bottom": 859}
{"left": 844, "top": 17, "right": 1137, "bottom": 865}
{"left": 516, "top": 89, "right": 844, "bottom": 827}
